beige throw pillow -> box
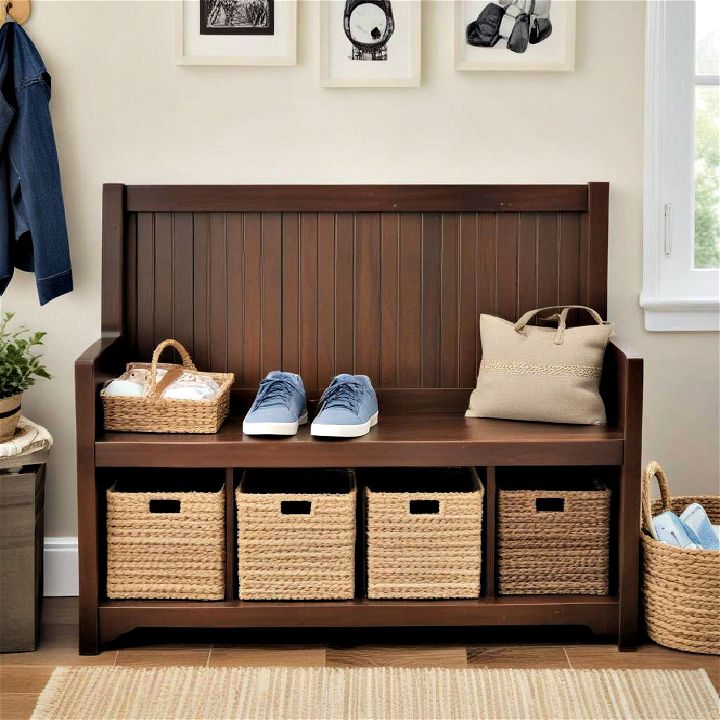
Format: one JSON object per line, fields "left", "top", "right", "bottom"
{"left": 466, "top": 306, "right": 614, "bottom": 425}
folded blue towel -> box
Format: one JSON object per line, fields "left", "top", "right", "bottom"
{"left": 652, "top": 511, "right": 702, "bottom": 549}
{"left": 680, "top": 503, "right": 720, "bottom": 551}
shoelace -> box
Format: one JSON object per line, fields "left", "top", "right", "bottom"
{"left": 319, "top": 380, "right": 364, "bottom": 414}
{"left": 254, "top": 377, "right": 297, "bottom": 409}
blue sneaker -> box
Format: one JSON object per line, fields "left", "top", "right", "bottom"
{"left": 243, "top": 371, "right": 308, "bottom": 436}
{"left": 311, "top": 374, "right": 378, "bottom": 438}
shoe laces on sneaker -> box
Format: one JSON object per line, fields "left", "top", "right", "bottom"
{"left": 254, "top": 377, "right": 297, "bottom": 409}
{"left": 319, "top": 379, "right": 364, "bottom": 414}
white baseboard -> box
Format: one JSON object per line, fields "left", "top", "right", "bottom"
{"left": 43, "top": 536, "right": 79, "bottom": 597}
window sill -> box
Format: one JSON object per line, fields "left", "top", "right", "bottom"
{"left": 639, "top": 295, "right": 720, "bottom": 332}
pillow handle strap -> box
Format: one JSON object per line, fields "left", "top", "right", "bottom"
{"left": 513, "top": 305, "right": 608, "bottom": 345}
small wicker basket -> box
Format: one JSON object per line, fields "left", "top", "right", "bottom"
{"left": 366, "top": 467, "right": 483, "bottom": 600}
{"left": 237, "top": 469, "right": 356, "bottom": 601}
{"left": 497, "top": 477, "right": 610, "bottom": 595}
{"left": 641, "top": 461, "right": 720, "bottom": 655}
{"left": 101, "top": 339, "right": 233, "bottom": 434}
{"left": 106, "top": 478, "right": 225, "bottom": 600}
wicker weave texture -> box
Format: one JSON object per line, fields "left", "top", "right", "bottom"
{"left": 237, "top": 471, "right": 356, "bottom": 601}
{"left": 101, "top": 339, "right": 233, "bottom": 434}
{"left": 366, "top": 468, "right": 483, "bottom": 600}
{"left": 497, "top": 482, "right": 610, "bottom": 595}
{"left": 106, "top": 484, "right": 225, "bottom": 600}
{"left": 642, "top": 462, "right": 720, "bottom": 655}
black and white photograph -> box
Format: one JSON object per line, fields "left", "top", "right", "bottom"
{"left": 455, "top": 0, "right": 575, "bottom": 71}
{"left": 200, "top": 0, "right": 274, "bottom": 36}
{"left": 176, "top": 0, "right": 296, "bottom": 65}
{"left": 320, "top": 0, "right": 421, "bottom": 87}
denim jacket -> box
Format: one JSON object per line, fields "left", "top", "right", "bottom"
{"left": 0, "top": 22, "right": 72, "bottom": 305}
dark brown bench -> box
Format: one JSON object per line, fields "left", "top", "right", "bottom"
{"left": 75, "top": 183, "right": 643, "bottom": 654}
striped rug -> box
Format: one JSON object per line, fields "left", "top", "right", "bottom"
{"left": 32, "top": 666, "right": 718, "bottom": 720}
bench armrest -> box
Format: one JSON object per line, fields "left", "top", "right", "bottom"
{"left": 75, "top": 334, "right": 128, "bottom": 443}
{"left": 602, "top": 337, "right": 644, "bottom": 433}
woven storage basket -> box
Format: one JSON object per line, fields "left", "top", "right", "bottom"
{"left": 497, "top": 476, "right": 610, "bottom": 595}
{"left": 101, "top": 339, "right": 233, "bottom": 434}
{"left": 237, "top": 469, "right": 356, "bottom": 601}
{"left": 366, "top": 467, "right": 483, "bottom": 600}
{"left": 641, "top": 461, "right": 720, "bottom": 655}
{"left": 106, "top": 478, "right": 225, "bottom": 600}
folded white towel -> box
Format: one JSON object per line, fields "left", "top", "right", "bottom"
{"left": 0, "top": 416, "right": 53, "bottom": 458}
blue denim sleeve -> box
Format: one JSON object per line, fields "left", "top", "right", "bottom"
{"left": 10, "top": 75, "right": 73, "bottom": 305}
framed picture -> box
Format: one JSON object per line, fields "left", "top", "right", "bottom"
{"left": 176, "top": 0, "right": 296, "bottom": 65}
{"left": 454, "top": 0, "right": 575, "bottom": 72}
{"left": 320, "top": 0, "right": 421, "bottom": 88}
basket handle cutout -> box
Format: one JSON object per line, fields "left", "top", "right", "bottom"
{"left": 535, "top": 497, "right": 565, "bottom": 513}
{"left": 409, "top": 499, "right": 440, "bottom": 515}
{"left": 149, "top": 499, "right": 181, "bottom": 514}
{"left": 642, "top": 461, "right": 673, "bottom": 538}
{"left": 281, "top": 500, "right": 312, "bottom": 515}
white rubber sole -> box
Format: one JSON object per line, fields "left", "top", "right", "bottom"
{"left": 310, "top": 411, "right": 379, "bottom": 438}
{"left": 243, "top": 411, "right": 308, "bottom": 436}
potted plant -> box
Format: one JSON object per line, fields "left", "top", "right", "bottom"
{"left": 0, "top": 312, "right": 51, "bottom": 441}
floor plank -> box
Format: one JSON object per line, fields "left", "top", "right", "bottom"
{"left": 209, "top": 647, "right": 326, "bottom": 667}
{"left": 115, "top": 648, "right": 210, "bottom": 667}
{"left": 565, "top": 644, "right": 720, "bottom": 691}
{"left": 0, "top": 693, "right": 38, "bottom": 720}
{"left": 326, "top": 646, "right": 467, "bottom": 668}
{"left": 39, "top": 597, "right": 77, "bottom": 626}
{"left": 0, "top": 666, "right": 53, "bottom": 694}
{"left": 467, "top": 645, "right": 570, "bottom": 669}
{"left": 0, "top": 646, "right": 116, "bottom": 667}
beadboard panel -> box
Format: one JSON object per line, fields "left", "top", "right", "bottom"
{"left": 123, "top": 209, "right": 600, "bottom": 393}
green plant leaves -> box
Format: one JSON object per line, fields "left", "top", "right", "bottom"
{"left": 0, "top": 311, "right": 52, "bottom": 398}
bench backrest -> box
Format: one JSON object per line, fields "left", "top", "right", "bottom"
{"left": 101, "top": 184, "right": 608, "bottom": 408}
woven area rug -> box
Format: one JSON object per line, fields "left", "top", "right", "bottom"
{"left": 32, "top": 666, "right": 718, "bottom": 720}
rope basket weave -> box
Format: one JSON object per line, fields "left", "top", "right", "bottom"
{"left": 106, "top": 481, "right": 225, "bottom": 600}
{"left": 237, "top": 469, "right": 356, "bottom": 601}
{"left": 641, "top": 461, "right": 720, "bottom": 655}
{"left": 497, "top": 479, "right": 610, "bottom": 595}
{"left": 101, "top": 339, "right": 234, "bottom": 434}
{"left": 366, "top": 467, "right": 483, "bottom": 600}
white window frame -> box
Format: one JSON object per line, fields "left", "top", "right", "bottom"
{"left": 641, "top": 0, "right": 720, "bottom": 332}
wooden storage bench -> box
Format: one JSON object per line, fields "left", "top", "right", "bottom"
{"left": 75, "top": 183, "right": 643, "bottom": 654}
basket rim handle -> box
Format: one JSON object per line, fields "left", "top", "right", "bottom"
{"left": 641, "top": 461, "right": 673, "bottom": 538}
{"left": 149, "top": 339, "right": 197, "bottom": 397}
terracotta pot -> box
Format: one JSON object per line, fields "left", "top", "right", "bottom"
{"left": 0, "top": 394, "right": 22, "bottom": 442}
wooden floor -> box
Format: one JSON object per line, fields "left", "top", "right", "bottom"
{"left": 1, "top": 598, "right": 718, "bottom": 720}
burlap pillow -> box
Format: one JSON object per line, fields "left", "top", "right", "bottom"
{"left": 466, "top": 306, "right": 614, "bottom": 425}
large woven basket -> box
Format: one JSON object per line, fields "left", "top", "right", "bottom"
{"left": 106, "top": 478, "right": 225, "bottom": 600}
{"left": 101, "top": 339, "right": 233, "bottom": 434}
{"left": 497, "top": 477, "right": 610, "bottom": 595}
{"left": 366, "top": 467, "right": 483, "bottom": 600}
{"left": 237, "top": 469, "right": 356, "bottom": 601}
{"left": 641, "top": 461, "right": 720, "bottom": 655}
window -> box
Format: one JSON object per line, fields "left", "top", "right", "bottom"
{"left": 642, "top": 0, "right": 720, "bottom": 331}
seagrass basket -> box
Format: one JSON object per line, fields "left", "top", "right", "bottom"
{"left": 237, "top": 469, "right": 356, "bottom": 601}
{"left": 642, "top": 461, "right": 720, "bottom": 655}
{"left": 366, "top": 467, "right": 483, "bottom": 600}
{"left": 101, "top": 339, "right": 233, "bottom": 433}
{"left": 106, "top": 477, "right": 225, "bottom": 600}
{"left": 497, "top": 476, "right": 610, "bottom": 595}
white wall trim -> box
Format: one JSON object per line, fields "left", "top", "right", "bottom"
{"left": 43, "top": 536, "right": 79, "bottom": 597}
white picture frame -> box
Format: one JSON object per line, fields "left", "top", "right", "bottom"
{"left": 320, "top": 0, "right": 421, "bottom": 88}
{"left": 454, "top": 0, "right": 576, "bottom": 72}
{"left": 175, "top": 0, "right": 297, "bottom": 66}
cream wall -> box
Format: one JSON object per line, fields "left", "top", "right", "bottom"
{"left": 2, "top": 0, "right": 719, "bottom": 539}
